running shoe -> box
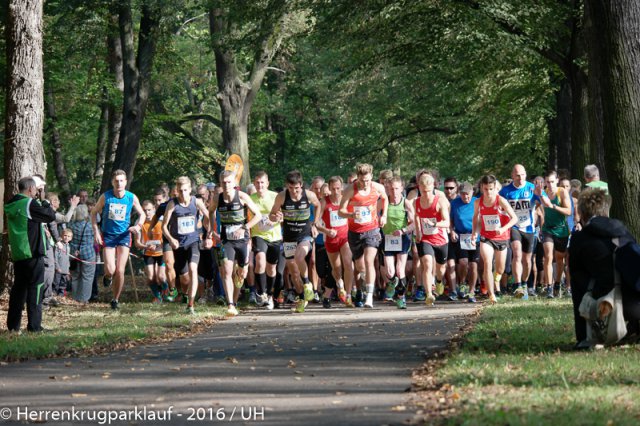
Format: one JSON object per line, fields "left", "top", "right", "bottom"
{"left": 276, "top": 291, "right": 285, "bottom": 305}
{"left": 303, "top": 283, "right": 314, "bottom": 302}
{"left": 397, "top": 297, "right": 407, "bottom": 310}
{"left": 287, "top": 291, "right": 298, "bottom": 304}
{"left": 181, "top": 293, "right": 189, "bottom": 304}
{"left": 165, "top": 288, "right": 178, "bottom": 302}
{"left": 514, "top": 285, "right": 525, "bottom": 299}
{"left": 553, "top": 283, "right": 561, "bottom": 298}
{"left": 226, "top": 305, "right": 239, "bottom": 316}
{"left": 546, "top": 286, "right": 555, "bottom": 299}
{"left": 425, "top": 294, "right": 436, "bottom": 306}
{"left": 364, "top": 292, "right": 374, "bottom": 308}
{"left": 354, "top": 289, "right": 364, "bottom": 308}
{"left": 110, "top": 299, "right": 119, "bottom": 310}
{"left": 345, "top": 297, "right": 355, "bottom": 308}
{"left": 522, "top": 289, "right": 529, "bottom": 301}
{"left": 435, "top": 281, "right": 445, "bottom": 296}
{"left": 312, "top": 291, "right": 321, "bottom": 304}
{"left": 249, "top": 292, "right": 258, "bottom": 305}
{"left": 215, "top": 295, "right": 226, "bottom": 306}
{"left": 294, "top": 298, "right": 307, "bottom": 313}
{"left": 385, "top": 277, "right": 398, "bottom": 300}
{"left": 186, "top": 306, "right": 195, "bottom": 315}
{"left": 413, "top": 286, "right": 426, "bottom": 302}
{"left": 468, "top": 296, "right": 477, "bottom": 304}
{"left": 103, "top": 275, "right": 113, "bottom": 288}
{"left": 447, "top": 294, "right": 458, "bottom": 301}
{"left": 338, "top": 288, "right": 347, "bottom": 304}
{"left": 266, "top": 296, "right": 274, "bottom": 310}
{"left": 152, "top": 296, "right": 163, "bottom": 304}
{"left": 528, "top": 287, "right": 537, "bottom": 298}
{"left": 489, "top": 294, "right": 498, "bottom": 304}
{"left": 322, "top": 298, "right": 332, "bottom": 309}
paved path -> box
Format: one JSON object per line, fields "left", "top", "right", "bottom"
{"left": 0, "top": 303, "right": 476, "bottom": 425}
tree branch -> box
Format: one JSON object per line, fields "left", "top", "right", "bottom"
{"left": 177, "top": 114, "right": 223, "bottom": 129}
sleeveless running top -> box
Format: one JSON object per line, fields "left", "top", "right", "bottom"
{"left": 322, "top": 196, "right": 348, "bottom": 242}
{"left": 217, "top": 191, "right": 248, "bottom": 243}
{"left": 282, "top": 190, "right": 311, "bottom": 242}
{"left": 479, "top": 196, "right": 510, "bottom": 241}
{"left": 542, "top": 189, "right": 569, "bottom": 237}
{"left": 169, "top": 196, "right": 199, "bottom": 247}
{"left": 347, "top": 183, "right": 380, "bottom": 233}
{"left": 250, "top": 190, "right": 281, "bottom": 242}
{"left": 142, "top": 220, "right": 163, "bottom": 257}
{"left": 101, "top": 190, "right": 134, "bottom": 235}
{"left": 415, "top": 194, "right": 447, "bottom": 246}
{"left": 383, "top": 197, "right": 408, "bottom": 234}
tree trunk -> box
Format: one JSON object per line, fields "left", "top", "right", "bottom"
{"left": 45, "top": 85, "right": 71, "bottom": 195}
{"left": 94, "top": 88, "right": 109, "bottom": 183}
{"left": 587, "top": 0, "right": 640, "bottom": 238}
{"left": 112, "top": 1, "right": 160, "bottom": 186}
{"left": 2, "top": 0, "right": 45, "bottom": 293}
{"left": 100, "top": 23, "right": 124, "bottom": 194}
{"left": 549, "top": 79, "right": 572, "bottom": 173}
{"left": 209, "top": 5, "right": 289, "bottom": 187}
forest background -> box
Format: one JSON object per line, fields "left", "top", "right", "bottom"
{"left": 1, "top": 0, "right": 639, "bottom": 233}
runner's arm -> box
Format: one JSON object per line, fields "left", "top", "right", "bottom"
{"left": 498, "top": 196, "right": 518, "bottom": 234}
{"left": 91, "top": 195, "right": 105, "bottom": 245}
{"left": 338, "top": 186, "right": 355, "bottom": 218}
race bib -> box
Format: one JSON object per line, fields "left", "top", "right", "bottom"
{"left": 384, "top": 234, "right": 402, "bottom": 252}
{"left": 146, "top": 240, "right": 161, "bottom": 247}
{"left": 225, "top": 224, "right": 243, "bottom": 240}
{"left": 516, "top": 211, "right": 531, "bottom": 228}
{"left": 483, "top": 215, "right": 501, "bottom": 232}
{"left": 283, "top": 241, "right": 298, "bottom": 257}
{"left": 257, "top": 215, "right": 272, "bottom": 232}
{"left": 329, "top": 210, "right": 347, "bottom": 228}
{"left": 353, "top": 206, "right": 372, "bottom": 224}
{"left": 108, "top": 203, "right": 127, "bottom": 221}
{"left": 421, "top": 217, "right": 438, "bottom": 235}
{"left": 177, "top": 216, "right": 196, "bottom": 235}
{"left": 459, "top": 234, "right": 475, "bottom": 251}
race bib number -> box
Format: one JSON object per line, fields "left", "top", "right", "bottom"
{"left": 516, "top": 211, "right": 531, "bottom": 228}
{"left": 225, "top": 224, "right": 243, "bottom": 240}
{"left": 283, "top": 241, "right": 298, "bottom": 257}
{"left": 146, "top": 240, "right": 161, "bottom": 247}
{"left": 421, "top": 217, "right": 438, "bottom": 235}
{"left": 353, "top": 206, "right": 372, "bottom": 224}
{"left": 384, "top": 234, "right": 402, "bottom": 252}
{"left": 483, "top": 215, "right": 501, "bottom": 232}
{"left": 459, "top": 234, "right": 475, "bottom": 251}
{"left": 329, "top": 210, "right": 347, "bottom": 228}
{"left": 177, "top": 216, "right": 196, "bottom": 235}
{"left": 257, "top": 215, "right": 272, "bottom": 232}
{"left": 108, "top": 203, "right": 127, "bottom": 221}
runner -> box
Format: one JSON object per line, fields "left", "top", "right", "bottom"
{"left": 471, "top": 175, "right": 518, "bottom": 304}
{"left": 149, "top": 188, "right": 177, "bottom": 301}
{"left": 414, "top": 173, "right": 450, "bottom": 306}
{"left": 135, "top": 200, "right": 165, "bottom": 303}
{"left": 162, "top": 177, "right": 212, "bottom": 314}
{"left": 269, "top": 170, "right": 321, "bottom": 313}
{"left": 536, "top": 170, "right": 571, "bottom": 298}
{"left": 91, "top": 169, "right": 145, "bottom": 310}
{"left": 499, "top": 164, "right": 541, "bottom": 299}
{"left": 314, "top": 176, "right": 355, "bottom": 308}
{"left": 442, "top": 177, "right": 459, "bottom": 299}
{"left": 210, "top": 171, "right": 262, "bottom": 316}
{"left": 378, "top": 176, "right": 414, "bottom": 309}
{"left": 449, "top": 182, "right": 480, "bottom": 302}
{"left": 339, "top": 164, "right": 388, "bottom": 308}
{"left": 250, "top": 171, "right": 284, "bottom": 310}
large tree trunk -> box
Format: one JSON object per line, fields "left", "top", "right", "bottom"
{"left": 587, "top": 0, "right": 640, "bottom": 238}
{"left": 112, "top": 1, "right": 160, "bottom": 186}
{"left": 94, "top": 88, "right": 109, "bottom": 184}
{"left": 209, "top": 5, "right": 289, "bottom": 187}
{"left": 45, "top": 85, "right": 71, "bottom": 195}
{"left": 548, "top": 79, "right": 572, "bottom": 173}
{"left": 2, "top": 0, "right": 45, "bottom": 293}
{"left": 100, "top": 23, "right": 124, "bottom": 194}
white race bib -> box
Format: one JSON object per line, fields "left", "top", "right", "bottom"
{"left": 516, "top": 211, "right": 531, "bottom": 228}
{"left": 177, "top": 216, "right": 196, "bottom": 235}
{"left": 483, "top": 215, "right": 501, "bottom": 232}
{"left": 225, "top": 224, "right": 242, "bottom": 240}
{"left": 108, "top": 203, "right": 127, "bottom": 221}
{"left": 384, "top": 234, "right": 402, "bottom": 252}
{"left": 459, "top": 234, "right": 475, "bottom": 251}
{"left": 329, "top": 210, "right": 347, "bottom": 228}
{"left": 421, "top": 217, "right": 438, "bottom": 235}
{"left": 353, "top": 206, "right": 372, "bottom": 224}
{"left": 283, "top": 241, "right": 298, "bottom": 257}
{"left": 257, "top": 215, "right": 272, "bottom": 232}
{"left": 146, "top": 240, "right": 161, "bottom": 247}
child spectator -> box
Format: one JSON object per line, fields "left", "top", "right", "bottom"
{"left": 53, "top": 229, "right": 73, "bottom": 297}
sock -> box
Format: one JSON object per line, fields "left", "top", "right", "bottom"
{"left": 302, "top": 276, "right": 310, "bottom": 285}
{"left": 255, "top": 272, "right": 267, "bottom": 295}
{"left": 337, "top": 279, "right": 344, "bottom": 290}
{"left": 365, "top": 283, "right": 374, "bottom": 303}
{"left": 266, "top": 275, "right": 275, "bottom": 296}
{"left": 396, "top": 277, "right": 407, "bottom": 296}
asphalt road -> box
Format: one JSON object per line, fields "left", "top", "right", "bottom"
{"left": 0, "top": 302, "right": 476, "bottom": 426}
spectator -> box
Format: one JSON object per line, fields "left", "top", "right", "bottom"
{"left": 69, "top": 204, "right": 96, "bottom": 303}
{"left": 583, "top": 164, "right": 608, "bottom": 194}
{"left": 53, "top": 229, "right": 73, "bottom": 297}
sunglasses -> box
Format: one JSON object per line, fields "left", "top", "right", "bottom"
{"left": 444, "top": 187, "right": 456, "bottom": 190}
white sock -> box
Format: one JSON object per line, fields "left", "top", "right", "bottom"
{"left": 365, "top": 284, "right": 374, "bottom": 304}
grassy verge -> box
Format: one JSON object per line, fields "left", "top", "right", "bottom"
{"left": 417, "top": 298, "right": 640, "bottom": 425}
{"left": 0, "top": 301, "right": 227, "bottom": 362}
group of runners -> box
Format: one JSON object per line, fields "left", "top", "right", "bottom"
{"left": 87, "top": 161, "right": 604, "bottom": 318}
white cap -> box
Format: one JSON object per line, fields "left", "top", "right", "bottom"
{"left": 32, "top": 175, "right": 46, "bottom": 189}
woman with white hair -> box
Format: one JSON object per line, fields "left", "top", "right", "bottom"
{"left": 69, "top": 204, "right": 96, "bottom": 303}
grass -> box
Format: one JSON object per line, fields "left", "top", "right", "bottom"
{"left": 426, "top": 297, "right": 640, "bottom": 425}
{"left": 0, "top": 300, "right": 227, "bottom": 362}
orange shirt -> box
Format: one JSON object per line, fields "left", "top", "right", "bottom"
{"left": 141, "top": 220, "right": 163, "bottom": 257}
